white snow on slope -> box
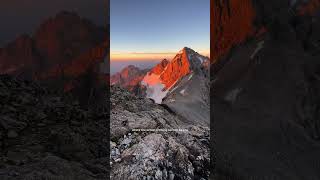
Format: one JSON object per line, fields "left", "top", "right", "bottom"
{"left": 188, "top": 54, "right": 192, "bottom": 61}
{"left": 141, "top": 73, "right": 168, "bottom": 104}
{"left": 142, "top": 70, "right": 183, "bottom": 104}
{"left": 145, "top": 83, "right": 168, "bottom": 104}
{"left": 250, "top": 41, "right": 265, "bottom": 59}
{"left": 180, "top": 89, "right": 186, "bottom": 95}
{"left": 197, "top": 55, "right": 206, "bottom": 64}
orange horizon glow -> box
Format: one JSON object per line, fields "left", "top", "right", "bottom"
{"left": 111, "top": 50, "right": 210, "bottom": 61}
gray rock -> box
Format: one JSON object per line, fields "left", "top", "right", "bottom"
{"left": 7, "top": 130, "right": 18, "bottom": 138}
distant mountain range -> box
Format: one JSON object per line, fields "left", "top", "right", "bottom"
{"left": 111, "top": 47, "right": 210, "bottom": 126}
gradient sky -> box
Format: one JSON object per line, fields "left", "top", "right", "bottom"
{"left": 0, "top": 0, "right": 108, "bottom": 46}
{"left": 110, "top": 0, "right": 210, "bottom": 61}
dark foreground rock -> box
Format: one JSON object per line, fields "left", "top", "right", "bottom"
{"left": 0, "top": 75, "right": 109, "bottom": 179}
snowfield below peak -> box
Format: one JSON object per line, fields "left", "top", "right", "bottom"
{"left": 141, "top": 83, "right": 167, "bottom": 104}
{"left": 141, "top": 72, "right": 168, "bottom": 104}
{"left": 141, "top": 71, "right": 181, "bottom": 104}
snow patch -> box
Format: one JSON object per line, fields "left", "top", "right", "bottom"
{"left": 145, "top": 83, "right": 168, "bottom": 104}
{"left": 141, "top": 72, "right": 168, "bottom": 104}
{"left": 197, "top": 55, "right": 206, "bottom": 64}
{"left": 250, "top": 41, "right": 265, "bottom": 59}
{"left": 188, "top": 54, "right": 192, "bottom": 61}
{"left": 180, "top": 89, "right": 186, "bottom": 95}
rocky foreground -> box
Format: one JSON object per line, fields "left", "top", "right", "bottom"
{"left": 110, "top": 86, "right": 210, "bottom": 179}
{"left": 0, "top": 75, "right": 109, "bottom": 179}
{"left": 0, "top": 75, "right": 210, "bottom": 179}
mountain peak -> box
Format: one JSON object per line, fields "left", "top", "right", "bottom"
{"left": 150, "top": 59, "right": 169, "bottom": 75}
{"left": 141, "top": 47, "right": 209, "bottom": 103}
{"left": 182, "top": 46, "right": 193, "bottom": 51}
{"left": 161, "top": 58, "right": 169, "bottom": 63}
{"left": 178, "top": 47, "right": 194, "bottom": 54}
{"left": 125, "top": 65, "right": 139, "bottom": 70}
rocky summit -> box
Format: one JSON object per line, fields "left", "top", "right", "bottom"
{"left": 110, "top": 86, "right": 210, "bottom": 179}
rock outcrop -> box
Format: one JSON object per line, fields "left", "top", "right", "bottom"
{"left": 110, "top": 86, "right": 210, "bottom": 179}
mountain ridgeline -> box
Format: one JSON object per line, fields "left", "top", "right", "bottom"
{"left": 111, "top": 47, "right": 210, "bottom": 126}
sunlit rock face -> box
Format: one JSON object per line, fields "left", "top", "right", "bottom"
{"left": 159, "top": 48, "right": 192, "bottom": 89}
{"left": 109, "top": 47, "right": 210, "bottom": 105}
{"left": 210, "top": 0, "right": 320, "bottom": 66}
{"left": 110, "top": 65, "right": 148, "bottom": 91}
{"left": 141, "top": 47, "right": 209, "bottom": 105}
{"left": 150, "top": 58, "right": 169, "bottom": 75}
{"left": 211, "top": 0, "right": 256, "bottom": 63}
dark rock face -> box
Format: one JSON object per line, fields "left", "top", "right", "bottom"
{"left": 110, "top": 86, "right": 210, "bottom": 179}
{"left": 0, "top": 11, "right": 108, "bottom": 91}
{"left": 34, "top": 11, "right": 106, "bottom": 66}
{"left": 0, "top": 11, "right": 109, "bottom": 110}
{"left": 0, "top": 35, "right": 40, "bottom": 77}
{"left": 212, "top": 0, "right": 320, "bottom": 179}
{"left": 0, "top": 75, "right": 109, "bottom": 179}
